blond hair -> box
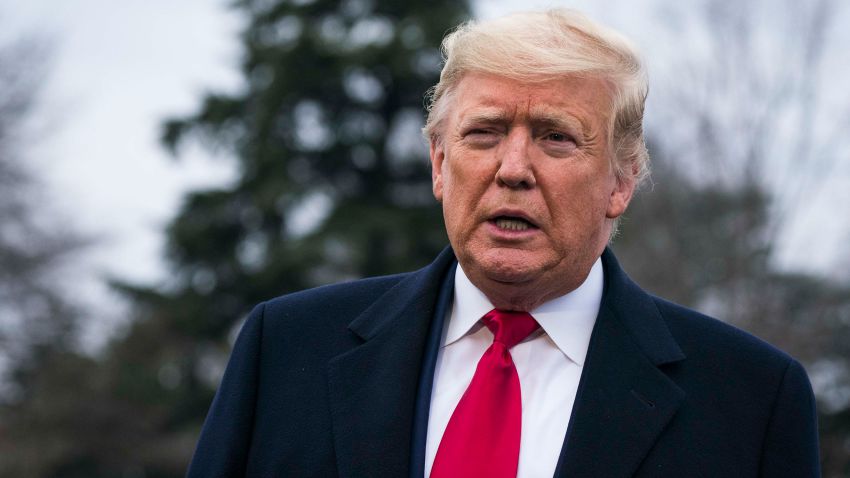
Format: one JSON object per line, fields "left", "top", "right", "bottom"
{"left": 424, "top": 9, "right": 650, "bottom": 186}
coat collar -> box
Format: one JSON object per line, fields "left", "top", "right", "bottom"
{"left": 327, "top": 247, "right": 687, "bottom": 478}
{"left": 326, "top": 247, "right": 456, "bottom": 478}
{"left": 555, "top": 248, "right": 686, "bottom": 477}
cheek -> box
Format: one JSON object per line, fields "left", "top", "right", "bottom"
{"left": 443, "top": 155, "right": 486, "bottom": 200}
{"left": 546, "top": 172, "right": 613, "bottom": 225}
{"left": 441, "top": 160, "right": 490, "bottom": 235}
{"left": 440, "top": 164, "right": 466, "bottom": 215}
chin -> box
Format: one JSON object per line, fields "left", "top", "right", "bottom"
{"left": 460, "top": 249, "right": 569, "bottom": 311}
{"left": 474, "top": 250, "right": 544, "bottom": 284}
{"left": 475, "top": 271, "right": 548, "bottom": 312}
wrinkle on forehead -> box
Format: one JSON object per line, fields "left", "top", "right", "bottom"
{"left": 445, "top": 72, "right": 614, "bottom": 147}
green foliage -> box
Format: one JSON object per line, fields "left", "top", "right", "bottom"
{"left": 5, "top": 1, "right": 470, "bottom": 476}
{"left": 151, "top": 0, "right": 468, "bottom": 331}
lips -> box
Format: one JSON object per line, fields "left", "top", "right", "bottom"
{"left": 494, "top": 217, "right": 534, "bottom": 231}
{"left": 489, "top": 209, "right": 539, "bottom": 232}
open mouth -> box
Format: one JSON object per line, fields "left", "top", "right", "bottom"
{"left": 492, "top": 216, "right": 537, "bottom": 231}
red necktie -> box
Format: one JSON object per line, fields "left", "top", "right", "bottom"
{"left": 431, "top": 309, "right": 540, "bottom": 478}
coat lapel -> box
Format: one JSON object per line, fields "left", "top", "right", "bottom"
{"left": 555, "top": 249, "right": 687, "bottom": 477}
{"left": 327, "top": 248, "right": 455, "bottom": 478}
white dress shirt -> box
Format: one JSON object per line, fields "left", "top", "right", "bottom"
{"left": 424, "top": 258, "right": 603, "bottom": 478}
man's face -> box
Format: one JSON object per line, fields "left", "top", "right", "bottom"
{"left": 430, "top": 72, "right": 635, "bottom": 311}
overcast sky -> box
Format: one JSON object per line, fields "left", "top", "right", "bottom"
{"left": 0, "top": 0, "right": 603, "bottom": 307}
{"left": 3, "top": 0, "right": 849, "bottom": 344}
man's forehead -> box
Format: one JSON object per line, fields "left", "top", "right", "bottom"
{"left": 455, "top": 105, "right": 586, "bottom": 129}
{"left": 450, "top": 73, "right": 612, "bottom": 122}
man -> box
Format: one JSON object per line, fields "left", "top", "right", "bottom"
{"left": 187, "top": 10, "right": 820, "bottom": 478}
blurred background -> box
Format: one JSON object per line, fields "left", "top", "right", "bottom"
{"left": 1, "top": 0, "right": 849, "bottom": 476}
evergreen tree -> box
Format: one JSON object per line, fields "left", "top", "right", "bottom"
{"left": 105, "top": 1, "right": 470, "bottom": 475}
{"left": 148, "top": 0, "right": 469, "bottom": 341}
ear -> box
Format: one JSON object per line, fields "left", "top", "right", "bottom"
{"left": 605, "top": 174, "right": 636, "bottom": 219}
{"left": 429, "top": 137, "right": 445, "bottom": 202}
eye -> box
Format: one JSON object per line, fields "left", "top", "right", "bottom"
{"left": 544, "top": 131, "right": 574, "bottom": 143}
{"left": 462, "top": 128, "right": 501, "bottom": 148}
{"left": 539, "top": 130, "right": 578, "bottom": 157}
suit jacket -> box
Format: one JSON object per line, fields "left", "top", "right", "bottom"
{"left": 187, "top": 247, "right": 820, "bottom": 477}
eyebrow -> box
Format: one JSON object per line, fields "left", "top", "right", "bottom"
{"left": 455, "top": 103, "right": 599, "bottom": 141}
{"left": 459, "top": 110, "right": 591, "bottom": 137}
{"left": 456, "top": 108, "right": 513, "bottom": 129}
{"left": 530, "top": 115, "right": 584, "bottom": 133}
{"left": 528, "top": 104, "right": 593, "bottom": 134}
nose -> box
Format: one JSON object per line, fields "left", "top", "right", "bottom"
{"left": 495, "top": 129, "right": 536, "bottom": 189}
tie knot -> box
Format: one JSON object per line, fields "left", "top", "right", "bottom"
{"left": 482, "top": 309, "right": 540, "bottom": 349}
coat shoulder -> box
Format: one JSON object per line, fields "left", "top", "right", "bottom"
{"left": 651, "top": 296, "right": 795, "bottom": 369}
{"left": 643, "top": 296, "right": 819, "bottom": 476}
{"left": 265, "top": 272, "right": 410, "bottom": 310}
{"left": 259, "top": 272, "right": 411, "bottom": 331}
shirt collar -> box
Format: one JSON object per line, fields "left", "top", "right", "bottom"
{"left": 445, "top": 258, "right": 603, "bottom": 367}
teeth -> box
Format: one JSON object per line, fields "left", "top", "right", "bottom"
{"left": 495, "top": 218, "right": 530, "bottom": 231}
